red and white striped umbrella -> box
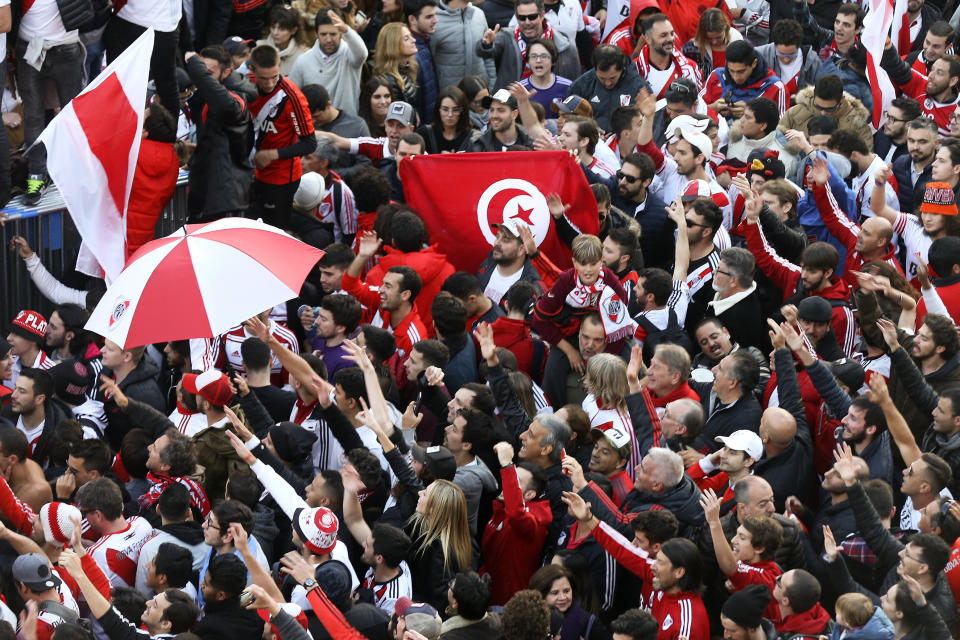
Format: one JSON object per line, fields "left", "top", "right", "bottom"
{"left": 86, "top": 217, "right": 324, "bottom": 348}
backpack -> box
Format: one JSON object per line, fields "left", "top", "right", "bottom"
{"left": 635, "top": 309, "right": 694, "bottom": 361}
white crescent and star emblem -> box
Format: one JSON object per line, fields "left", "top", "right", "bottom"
{"left": 476, "top": 178, "right": 551, "bottom": 246}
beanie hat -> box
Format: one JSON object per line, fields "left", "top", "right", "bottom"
{"left": 39, "top": 502, "right": 82, "bottom": 546}
{"left": 919, "top": 181, "right": 958, "bottom": 216}
{"left": 9, "top": 310, "right": 47, "bottom": 343}
{"left": 269, "top": 422, "right": 317, "bottom": 464}
{"left": 797, "top": 296, "right": 833, "bottom": 324}
{"left": 49, "top": 359, "right": 92, "bottom": 406}
{"left": 294, "top": 173, "right": 326, "bottom": 210}
{"left": 314, "top": 560, "right": 352, "bottom": 602}
{"left": 394, "top": 598, "right": 442, "bottom": 640}
{"left": 722, "top": 585, "right": 771, "bottom": 630}
{"left": 293, "top": 506, "right": 339, "bottom": 554}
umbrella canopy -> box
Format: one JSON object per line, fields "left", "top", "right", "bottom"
{"left": 86, "top": 217, "right": 324, "bottom": 348}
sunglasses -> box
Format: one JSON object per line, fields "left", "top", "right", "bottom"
{"left": 616, "top": 171, "right": 640, "bottom": 184}
{"left": 814, "top": 102, "right": 840, "bottom": 113}
{"left": 517, "top": 12, "right": 540, "bottom": 21}
{"left": 668, "top": 81, "right": 692, "bottom": 95}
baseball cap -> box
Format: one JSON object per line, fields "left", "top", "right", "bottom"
{"left": 493, "top": 217, "right": 526, "bottom": 238}
{"left": 827, "top": 358, "right": 866, "bottom": 393}
{"left": 13, "top": 554, "right": 62, "bottom": 591}
{"left": 48, "top": 359, "right": 92, "bottom": 406}
{"left": 665, "top": 114, "right": 709, "bottom": 145}
{"left": 919, "top": 181, "right": 959, "bottom": 216}
{"left": 591, "top": 421, "right": 632, "bottom": 450}
{"left": 715, "top": 430, "right": 763, "bottom": 461}
{"left": 292, "top": 506, "right": 339, "bottom": 554}
{"left": 385, "top": 101, "right": 416, "bottom": 126}
{"left": 394, "top": 598, "right": 442, "bottom": 640}
{"left": 551, "top": 94, "right": 592, "bottom": 117}
{"left": 222, "top": 36, "right": 253, "bottom": 56}
{"left": 9, "top": 310, "right": 47, "bottom": 343}
{"left": 796, "top": 296, "right": 832, "bottom": 324}
{"left": 481, "top": 89, "right": 518, "bottom": 110}
{"left": 182, "top": 369, "right": 234, "bottom": 406}
{"left": 294, "top": 172, "right": 326, "bottom": 210}
{"left": 411, "top": 444, "right": 457, "bottom": 481}
{"left": 676, "top": 128, "right": 713, "bottom": 163}
{"left": 681, "top": 179, "right": 729, "bottom": 209}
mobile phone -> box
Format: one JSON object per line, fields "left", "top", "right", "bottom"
{"left": 356, "top": 10, "right": 367, "bottom": 23}
{"left": 239, "top": 591, "right": 255, "bottom": 607}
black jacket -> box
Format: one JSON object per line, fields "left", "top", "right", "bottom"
{"left": 611, "top": 190, "right": 673, "bottom": 269}
{"left": 707, "top": 292, "right": 772, "bottom": 357}
{"left": 892, "top": 153, "right": 933, "bottom": 215}
{"left": 102, "top": 358, "right": 165, "bottom": 449}
{"left": 752, "top": 349, "right": 814, "bottom": 512}
{"left": 874, "top": 129, "right": 909, "bottom": 165}
{"left": 890, "top": 337, "right": 960, "bottom": 440}
{"left": 470, "top": 126, "right": 534, "bottom": 152}
{"left": 193, "top": 597, "right": 265, "bottom": 640}
{"left": 581, "top": 474, "right": 706, "bottom": 540}
{"left": 689, "top": 382, "right": 763, "bottom": 450}
{"left": 186, "top": 56, "right": 253, "bottom": 217}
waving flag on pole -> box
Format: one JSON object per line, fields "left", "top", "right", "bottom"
{"left": 889, "top": 0, "right": 910, "bottom": 54}
{"left": 601, "top": 0, "right": 630, "bottom": 45}
{"left": 35, "top": 29, "right": 155, "bottom": 283}
{"left": 861, "top": 0, "right": 898, "bottom": 131}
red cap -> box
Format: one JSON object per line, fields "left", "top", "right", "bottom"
{"left": 182, "top": 369, "right": 234, "bottom": 406}
{"left": 9, "top": 310, "right": 47, "bottom": 343}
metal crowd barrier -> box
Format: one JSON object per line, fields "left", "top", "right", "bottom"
{"left": 1, "top": 171, "right": 189, "bottom": 322}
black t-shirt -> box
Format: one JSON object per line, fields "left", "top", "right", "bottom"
{"left": 251, "top": 385, "right": 296, "bottom": 423}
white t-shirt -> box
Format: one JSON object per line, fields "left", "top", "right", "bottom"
{"left": 484, "top": 267, "right": 525, "bottom": 305}
{"left": 19, "top": 0, "right": 74, "bottom": 42}
{"left": 0, "top": 0, "right": 10, "bottom": 53}
{"left": 117, "top": 0, "right": 182, "bottom": 32}
{"left": 16, "top": 417, "right": 44, "bottom": 457}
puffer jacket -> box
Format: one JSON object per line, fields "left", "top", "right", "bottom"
{"left": 126, "top": 139, "right": 179, "bottom": 259}
{"left": 778, "top": 86, "right": 872, "bottom": 153}
{"left": 185, "top": 56, "right": 253, "bottom": 217}
{"left": 828, "top": 608, "right": 894, "bottom": 640}
{"left": 477, "top": 26, "right": 580, "bottom": 91}
{"left": 433, "top": 1, "right": 496, "bottom": 90}
{"left": 364, "top": 245, "right": 456, "bottom": 337}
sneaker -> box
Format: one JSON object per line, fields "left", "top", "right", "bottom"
{"left": 24, "top": 174, "right": 47, "bottom": 206}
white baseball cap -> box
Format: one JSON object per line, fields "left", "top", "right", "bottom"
{"left": 715, "top": 430, "right": 763, "bottom": 461}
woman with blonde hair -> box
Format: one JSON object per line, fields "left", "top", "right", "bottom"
{"left": 406, "top": 479, "right": 473, "bottom": 611}
{"left": 682, "top": 8, "right": 742, "bottom": 78}
{"left": 373, "top": 22, "right": 419, "bottom": 106}
{"left": 581, "top": 353, "right": 634, "bottom": 478}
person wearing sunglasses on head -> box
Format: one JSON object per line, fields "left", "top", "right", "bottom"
{"left": 753, "top": 19, "right": 821, "bottom": 106}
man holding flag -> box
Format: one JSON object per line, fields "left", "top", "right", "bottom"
{"left": 882, "top": 40, "right": 960, "bottom": 137}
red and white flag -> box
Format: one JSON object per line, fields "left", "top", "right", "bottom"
{"left": 399, "top": 151, "right": 599, "bottom": 273}
{"left": 889, "top": 0, "right": 910, "bottom": 55}
{"left": 861, "top": 0, "right": 898, "bottom": 131}
{"left": 35, "top": 29, "right": 155, "bottom": 283}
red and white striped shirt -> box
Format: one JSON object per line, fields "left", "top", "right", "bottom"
{"left": 215, "top": 320, "right": 300, "bottom": 387}
{"left": 87, "top": 516, "right": 155, "bottom": 588}
{"left": 634, "top": 46, "right": 703, "bottom": 98}
{"left": 361, "top": 563, "right": 413, "bottom": 614}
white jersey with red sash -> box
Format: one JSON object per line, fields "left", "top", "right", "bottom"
{"left": 583, "top": 394, "right": 636, "bottom": 479}
{"left": 634, "top": 45, "right": 704, "bottom": 98}
{"left": 87, "top": 516, "right": 155, "bottom": 588}
{"left": 361, "top": 562, "right": 413, "bottom": 614}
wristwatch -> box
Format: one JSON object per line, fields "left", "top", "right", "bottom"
{"left": 302, "top": 578, "right": 317, "bottom": 590}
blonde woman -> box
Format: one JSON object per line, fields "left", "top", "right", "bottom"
{"left": 407, "top": 480, "right": 473, "bottom": 611}
{"left": 373, "top": 23, "right": 419, "bottom": 107}
{"left": 581, "top": 353, "right": 635, "bottom": 499}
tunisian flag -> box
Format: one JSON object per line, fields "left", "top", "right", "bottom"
{"left": 35, "top": 29, "right": 155, "bottom": 283}
{"left": 399, "top": 151, "right": 598, "bottom": 273}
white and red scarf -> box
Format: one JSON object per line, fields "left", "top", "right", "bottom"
{"left": 565, "top": 271, "right": 637, "bottom": 342}
{"left": 517, "top": 23, "right": 554, "bottom": 79}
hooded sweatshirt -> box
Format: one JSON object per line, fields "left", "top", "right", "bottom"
{"left": 776, "top": 603, "right": 833, "bottom": 639}
{"left": 126, "top": 140, "right": 179, "bottom": 259}
{"left": 364, "top": 245, "right": 456, "bottom": 337}
{"left": 703, "top": 55, "right": 786, "bottom": 118}
{"left": 454, "top": 456, "right": 499, "bottom": 536}
{"left": 828, "top": 607, "right": 894, "bottom": 640}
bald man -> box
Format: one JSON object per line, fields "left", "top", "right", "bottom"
{"left": 751, "top": 347, "right": 814, "bottom": 511}
{"left": 810, "top": 174, "right": 902, "bottom": 288}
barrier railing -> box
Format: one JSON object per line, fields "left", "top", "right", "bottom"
{"left": 1, "top": 172, "right": 189, "bottom": 322}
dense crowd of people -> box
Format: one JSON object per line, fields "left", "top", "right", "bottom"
{"left": 4, "top": 0, "right": 960, "bottom": 639}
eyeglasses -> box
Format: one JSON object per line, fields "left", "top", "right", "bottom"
{"left": 616, "top": 170, "right": 640, "bottom": 184}
{"left": 516, "top": 12, "right": 540, "bottom": 21}
{"left": 528, "top": 53, "right": 552, "bottom": 61}
{"left": 813, "top": 102, "right": 840, "bottom": 113}
{"left": 883, "top": 111, "right": 908, "bottom": 123}
{"left": 203, "top": 514, "right": 221, "bottom": 531}
{"left": 715, "top": 268, "right": 732, "bottom": 277}
{"left": 668, "top": 81, "right": 692, "bottom": 95}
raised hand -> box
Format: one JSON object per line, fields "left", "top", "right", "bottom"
{"left": 482, "top": 23, "right": 501, "bottom": 45}
{"left": 342, "top": 338, "right": 373, "bottom": 371}
{"left": 832, "top": 442, "right": 858, "bottom": 486}
{"left": 69, "top": 516, "right": 86, "bottom": 557}
{"left": 700, "top": 488, "right": 722, "bottom": 523}
{"left": 636, "top": 87, "right": 656, "bottom": 118}
{"left": 424, "top": 366, "right": 445, "bottom": 387}
{"left": 99, "top": 374, "right": 129, "bottom": 408}
{"left": 280, "top": 550, "right": 316, "bottom": 584}
{"left": 245, "top": 315, "right": 271, "bottom": 343}
{"left": 58, "top": 549, "right": 83, "bottom": 578}
{"left": 875, "top": 318, "right": 901, "bottom": 352}
{"left": 231, "top": 372, "right": 251, "bottom": 398}
{"left": 226, "top": 430, "right": 256, "bottom": 466}
{"left": 473, "top": 322, "right": 499, "bottom": 366}
{"left": 866, "top": 372, "right": 891, "bottom": 406}
{"left": 546, "top": 193, "right": 571, "bottom": 219}
{"left": 508, "top": 81, "right": 532, "bottom": 102}
{"left": 228, "top": 522, "right": 249, "bottom": 553}
{"left": 561, "top": 455, "right": 586, "bottom": 491}
{"left": 224, "top": 405, "right": 253, "bottom": 441}
{"left": 767, "top": 318, "right": 786, "bottom": 350}
{"left": 516, "top": 222, "right": 538, "bottom": 256}
{"left": 810, "top": 155, "right": 830, "bottom": 185}
{"left": 356, "top": 230, "right": 382, "bottom": 259}
{"left": 780, "top": 304, "right": 799, "bottom": 326}
{"left": 873, "top": 163, "right": 893, "bottom": 184}
{"left": 493, "top": 441, "right": 515, "bottom": 467}
{"left": 328, "top": 10, "right": 348, "bottom": 32}
{"left": 823, "top": 525, "right": 839, "bottom": 561}
{"left": 240, "top": 584, "right": 279, "bottom": 611}
{"left": 402, "top": 401, "right": 423, "bottom": 431}
{"left": 560, "top": 491, "right": 593, "bottom": 521}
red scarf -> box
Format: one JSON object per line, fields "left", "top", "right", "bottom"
{"left": 176, "top": 400, "right": 198, "bottom": 415}
{"left": 899, "top": 12, "right": 917, "bottom": 54}
{"left": 516, "top": 23, "right": 554, "bottom": 79}
{"left": 649, "top": 382, "right": 700, "bottom": 408}
{"left": 138, "top": 473, "right": 211, "bottom": 518}
{"left": 293, "top": 397, "right": 317, "bottom": 424}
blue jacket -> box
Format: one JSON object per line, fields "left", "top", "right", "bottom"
{"left": 796, "top": 151, "right": 855, "bottom": 268}
{"left": 414, "top": 31, "right": 438, "bottom": 124}
{"left": 829, "top": 607, "right": 894, "bottom": 640}
{"left": 892, "top": 153, "right": 932, "bottom": 214}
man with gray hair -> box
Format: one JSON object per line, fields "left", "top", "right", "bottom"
{"left": 706, "top": 247, "right": 770, "bottom": 354}
{"left": 519, "top": 413, "right": 573, "bottom": 559}
{"left": 576, "top": 446, "right": 706, "bottom": 539}
{"left": 297, "top": 135, "right": 360, "bottom": 247}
